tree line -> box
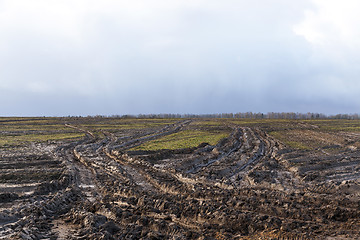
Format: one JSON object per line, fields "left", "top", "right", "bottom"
{"left": 81, "top": 112, "right": 360, "bottom": 120}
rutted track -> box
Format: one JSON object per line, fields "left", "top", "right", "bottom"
{"left": 1, "top": 119, "right": 360, "bottom": 239}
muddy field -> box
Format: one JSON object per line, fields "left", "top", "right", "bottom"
{"left": 1, "top": 117, "right": 360, "bottom": 239}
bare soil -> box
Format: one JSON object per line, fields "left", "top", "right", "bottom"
{"left": 1, "top": 118, "right": 360, "bottom": 239}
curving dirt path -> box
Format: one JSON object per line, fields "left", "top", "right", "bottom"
{"left": 1, "top": 119, "right": 360, "bottom": 239}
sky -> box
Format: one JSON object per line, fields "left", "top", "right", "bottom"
{"left": 1, "top": 0, "right": 360, "bottom": 116}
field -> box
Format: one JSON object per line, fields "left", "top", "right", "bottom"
{"left": 1, "top": 117, "right": 360, "bottom": 239}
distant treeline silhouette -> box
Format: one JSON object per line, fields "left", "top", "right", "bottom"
{"left": 83, "top": 112, "right": 360, "bottom": 120}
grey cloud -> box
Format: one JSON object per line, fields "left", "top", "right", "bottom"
{"left": 0, "top": 0, "right": 359, "bottom": 116}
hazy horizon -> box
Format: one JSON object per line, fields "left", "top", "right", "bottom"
{"left": 1, "top": 0, "right": 360, "bottom": 116}
{"left": 1, "top": 112, "right": 359, "bottom": 118}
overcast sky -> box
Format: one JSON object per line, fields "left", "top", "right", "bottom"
{"left": 1, "top": 0, "right": 360, "bottom": 116}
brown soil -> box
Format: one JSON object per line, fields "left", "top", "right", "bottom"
{"left": 1, "top": 119, "right": 360, "bottom": 239}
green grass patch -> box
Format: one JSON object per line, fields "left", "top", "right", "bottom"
{"left": 229, "top": 119, "right": 299, "bottom": 131}
{"left": 319, "top": 126, "right": 360, "bottom": 132}
{"left": 0, "top": 124, "right": 72, "bottom": 132}
{"left": 284, "top": 141, "right": 312, "bottom": 150}
{"left": 80, "top": 119, "right": 179, "bottom": 131}
{"left": 269, "top": 131, "right": 311, "bottom": 150}
{"left": 0, "top": 133, "right": 85, "bottom": 146}
{"left": 82, "top": 122, "right": 175, "bottom": 130}
{"left": 131, "top": 130, "right": 230, "bottom": 151}
{"left": 230, "top": 119, "right": 291, "bottom": 124}
{"left": 304, "top": 119, "right": 360, "bottom": 132}
{"left": 192, "top": 120, "right": 225, "bottom": 126}
{"left": 0, "top": 118, "right": 63, "bottom": 125}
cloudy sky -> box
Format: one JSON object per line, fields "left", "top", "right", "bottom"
{"left": 1, "top": 0, "right": 359, "bottom": 116}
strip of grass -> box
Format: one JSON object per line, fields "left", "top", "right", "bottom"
{"left": 231, "top": 119, "right": 292, "bottom": 124}
{"left": 0, "top": 124, "right": 72, "bottom": 132}
{"left": 319, "top": 126, "right": 360, "bottom": 132}
{"left": 269, "top": 131, "right": 311, "bottom": 150}
{"left": 304, "top": 119, "right": 360, "bottom": 131}
{"left": 0, "top": 133, "right": 85, "bottom": 146}
{"left": 131, "top": 130, "right": 230, "bottom": 151}
{"left": 80, "top": 119, "right": 179, "bottom": 130}
{"left": 192, "top": 120, "right": 225, "bottom": 126}
{"left": 285, "top": 141, "right": 312, "bottom": 150}
{"left": 0, "top": 118, "right": 62, "bottom": 125}
{"left": 82, "top": 122, "right": 176, "bottom": 130}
